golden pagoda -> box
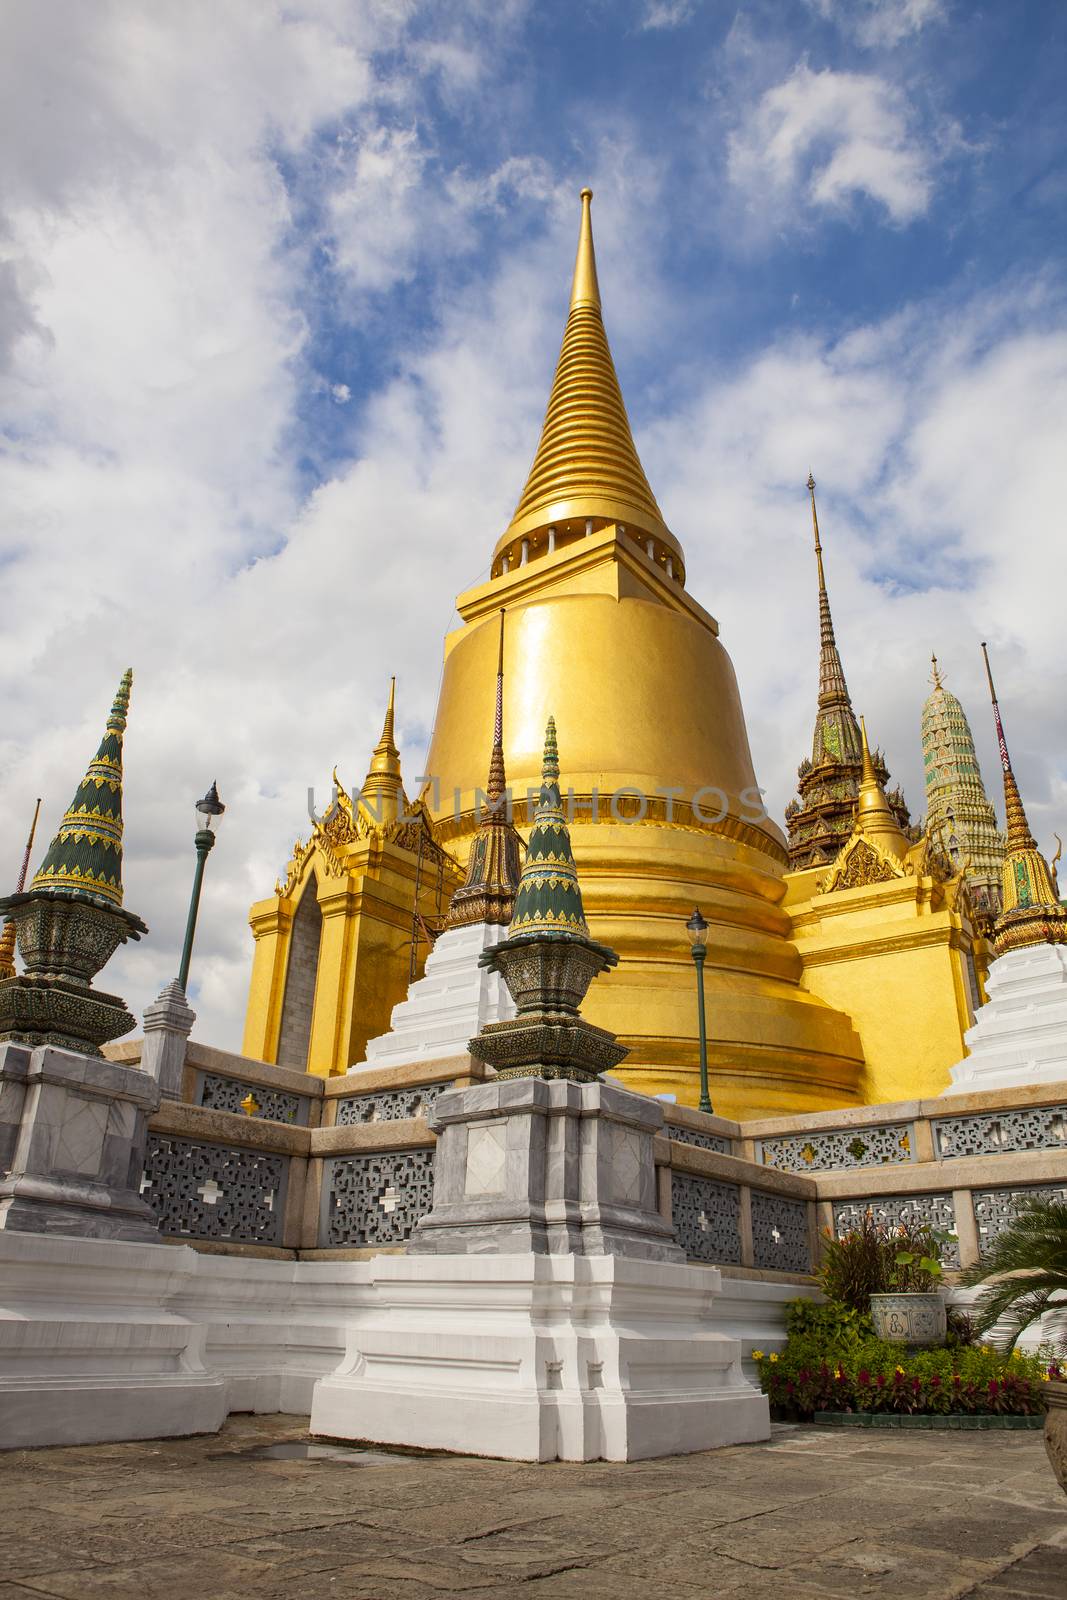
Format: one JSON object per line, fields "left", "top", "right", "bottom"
{"left": 417, "top": 189, "right": 866, "bottom": 1116}
{"left": 242, "top": 188, "right": 995, "bottom": 1115}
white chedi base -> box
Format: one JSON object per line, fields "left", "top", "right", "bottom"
{"left": 944, "top": 944, "right": 1067, "bottom": 1095}
{"left": 310, "top": 1253, "right": 770, "bottom": 1462}
{"left": 354, "top": 921, "right": 515, "bottom": 1072}
{"left": 0, "top": 1232, "right": 226, "bottom": 1449}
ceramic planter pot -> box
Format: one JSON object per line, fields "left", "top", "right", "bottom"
{"left": 1045, "top": 1379, "right": 1067, "bottom": 1498}
{"left": 869, "top": 1292, "right": 947, "bottom": 1347}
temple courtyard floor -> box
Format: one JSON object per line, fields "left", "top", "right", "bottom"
{"left": 1, "top": 1414, "right": 1065, "bottom": 1600}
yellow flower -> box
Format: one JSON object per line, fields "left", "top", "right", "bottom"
{"left": 895, "top": 1366, "right": 905, "bottom": 1376}
{"left": 768, "top": 1353, "right": 779, "bottom": 1363}
{"left": 980, "top": 1345, "right": 993, "bottom": 1355}
{"left": 1011, "top": 1349, "right": 1023, "bottom": 1360}
{"left": 751, "top": 1350, "right": 764, "bottom": 1361}
{"left": 1042, "top": 1372, "right": 1051, "bottom": 1381}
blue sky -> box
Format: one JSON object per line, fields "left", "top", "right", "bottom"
{"left": 1, "top": 0, "right": 1065, "bottom": 1046}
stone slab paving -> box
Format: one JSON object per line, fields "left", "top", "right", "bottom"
{"left": 0, "top": 1415, "right": 1064, "bottom": 1599}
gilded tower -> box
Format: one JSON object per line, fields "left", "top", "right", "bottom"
{"left": 243, "top": 682, "right": 462, "bottom": 1075}
{"left": 785, "top": 476, "right": 911, "bottom": 867}
{"left": 420, "top": 190, "right": 865, "bottom": 1116}
{"left": 921, "top": 654, "right": 1004, "bottom": 927}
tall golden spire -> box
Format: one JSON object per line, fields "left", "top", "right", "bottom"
{"left": 855, "top": 718, "right": 911, "bottom": 861}
{"left": 0, "top": 797, "right": 42, "bottom": 979}
{"left": 446, "top": 610, "right": 521, "bottom": 928}
{"left": 493, "top": 188, "right": 683, "bottom": 576}
{"left": 362, "top": 677, "right": 404, "bottom": 825}
{"left": 981, "top": 642, "right": 1066, "bottom": 954}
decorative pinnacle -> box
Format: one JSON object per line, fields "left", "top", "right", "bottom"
{"left": 367, "top": 677, "right": 401, "bottom": 778}
{"left": 930, "top": 652, "right": 944, "bottom": 690}
{"left": 109, "top": 669, "right": 133, "bottom": 733}
{"left": 487, "top": 609, "right": 506, "bottom": 804}
{"left": 543, "top": 715, "right": 560, "bottom": 783}
{"left": 571, "top": 187, "right": 600, "bottom": 310}
{"left": 981, "top": 641, "right": 1037, "bottom": 854}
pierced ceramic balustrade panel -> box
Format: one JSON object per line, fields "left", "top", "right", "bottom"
{"left": 751, "top": 1191, "right": 811, "bottom": 1273}
{"left": 757, "top": 1123, "right": 914, "bottom": 1173}
{"left": 972, "top": 1183, "right": 1067, "bottom": 1257}
{"left": 832, "top": 1193, "right": 960, "bottom": 1268}
{"left": 140, "top": 1134, "right": 287, "bottom": 1245}
{"left": 196, "top": 1072, "right": 306, "bottom": 1125}
{"left": 322, "top": 1149, "right": 436, "bottom": 1247}
{"left": 667, "top": 1125, "right": 732, "bottom": 1155}
{"left": 335, "top": 1083, "right": 454, "bottom": 1126}
{"left": 933, "top": 1105, "right": 1067, "bottom": 1159}
{"left": 671, "top": 1172, "right": 742, "bottom": 1265}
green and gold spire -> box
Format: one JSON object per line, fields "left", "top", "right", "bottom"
{"left": 30, "top": 671, "right": 132, "bottom": 910}
{"left": 981, "top": 643, "right": 1067, "bottom": 956}
{"left": 509, "top": 715, "right": 589, "bottom": 938}
{"left": 446, "top": 611, "right": 522, "bottom": 929}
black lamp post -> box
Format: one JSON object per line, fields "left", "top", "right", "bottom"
{"left": 686, "top": 907, "right": 713, "bottom": 1113}
{"left": 177, "top": 782, "right": 225, "bottom": 993}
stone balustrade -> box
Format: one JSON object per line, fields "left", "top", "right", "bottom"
{"left": 99, "top": 1039, "right": 1067, "bottom": 1277}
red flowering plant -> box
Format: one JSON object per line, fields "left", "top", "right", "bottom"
{"left": 751, "top": 1301, "right": 1054, "bottom": 1420}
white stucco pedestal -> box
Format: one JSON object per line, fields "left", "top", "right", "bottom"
{"left": 354, "top": 922, "right": 515, "bottom": 1072}
{"left": 310, "top": 1252, "right": 769, "bottom": 1462}
{"left": 0, "top": 1232, "right": 227, "bottom": 1450}
{"left": 944, "top": 944, "right": 1067, "bottom": 1095}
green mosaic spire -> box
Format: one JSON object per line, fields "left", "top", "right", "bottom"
{"left": 30, "top": 670, "right": 132, "bottom": 910}
{"left": 509, "top": 715, "right": 589, "bottom": 938}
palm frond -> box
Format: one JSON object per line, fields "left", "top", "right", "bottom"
{"left": 961, "top": 1199, "right": 1067, "bottom": 1346}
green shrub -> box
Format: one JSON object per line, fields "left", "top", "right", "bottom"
{"left": 749, "top": 1298, "right": 1061, "bottom": 1419}
{"left": 785, "top": 1299, "right": 873, "bottom": 1348}
{"left": 818, "top": 1214, "right": 947, "bottom": 1310}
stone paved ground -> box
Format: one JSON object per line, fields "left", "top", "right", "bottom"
{"left": 1, "top": 1415, "right": 1065, "bottom": 1599}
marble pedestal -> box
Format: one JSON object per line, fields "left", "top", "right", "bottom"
{"left": 410, "top": 1075, "right": 682, "bottom": 1259}
{"left": 0, "top": 1043, "right": 162, "bottom": 1241}
{"left": 945, "top": 944, "right": 1067, "bottom": 1094}
{"left": 355, "top": 922, "right": 515, "bottom": 1072}
{"left": 311, "top": 1075, "right": 768, "bottom": 1460}
{"left": 310, "top": 1252, "right": 769, "bottom": 1462}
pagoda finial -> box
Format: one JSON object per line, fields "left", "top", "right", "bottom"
{"left": 855, "top": 717, "right": 911, "bottom": 862}
{"left": 369, "top": 676, "right": 399, "bottom": 777}
{"left": 0, "top": 796, "right": 42, "bottom": 978}
{"left": 571, "top": 187, "right": 601, "bottom": 310}
{"left": 980, "top": 642, "right": 1067, "bottom": 954}
{"left": 362, "top": 677, "right": 404, "bottom": 825}
{"left": 930, "top": 652, "right": 944, "bottom": 689}
{"left": 445, "top": 610, "right": 521, "bottom": 929}
{"left": 493, "top": 189, "right": 683, "bottom": 578}
{"left": 29, "top": 669, "right": 133, "bottom": 909}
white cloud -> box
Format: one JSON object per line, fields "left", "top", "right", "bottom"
{"left": 639, "top": 1, "right": 698, "bottom": 30}
{"left": 0, "top": 1, "right": 1062, "bottom": 1066}
{"left": 728, "top": 63, "right": 934, "bottom": 224}
{"left": 807, "top": 0, "right": 947, "bottom": 49}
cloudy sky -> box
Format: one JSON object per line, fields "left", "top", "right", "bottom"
{"left": 1, "top": 0, "right": 1064, "bottom": 1050}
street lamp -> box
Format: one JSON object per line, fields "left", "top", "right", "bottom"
{"left": 686, "top": 907, "right": 713, "bottom": 1114}
{"left": 177, "top": 782, "right": 225, "bottom": 993}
